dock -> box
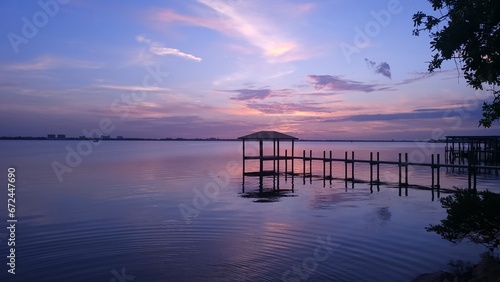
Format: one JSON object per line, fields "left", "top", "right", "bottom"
{"left": 239, "top": 131, "right": 500, "bottom": 195}
{"left": 445, "top": 135, "right": 500, "bottom": 171}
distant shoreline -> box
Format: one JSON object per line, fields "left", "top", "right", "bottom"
{"left": 0, "top": 136, "right": 443, "bottom": 143}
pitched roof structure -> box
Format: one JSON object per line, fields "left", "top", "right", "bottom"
{"left": 238, "top": 131, "right": 298, "bottom": 140}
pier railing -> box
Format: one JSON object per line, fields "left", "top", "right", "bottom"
{"left": 243, "top": 150, "right": 500, "bottom": 191}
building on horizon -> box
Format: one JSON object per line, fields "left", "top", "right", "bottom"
{"left": 102, "top": 135, "right": 111, "bottom": 140}
{"left": 57, "top": 134, "right": 66, "bottom": 139}
{"left": 47, "top": 134, "right": 56, "bottom": 139}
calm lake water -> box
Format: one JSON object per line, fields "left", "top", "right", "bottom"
{"left": 0, "top": 140, "right": 499, "bottom": 281}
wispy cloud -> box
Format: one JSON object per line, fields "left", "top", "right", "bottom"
{"left": 247, "top": 101, "right": 332, "bottom": 114}
{"left": 136, "top": 35, "right": 202, "bottom": 62}
{"left": 229, "top": 89, "right": 272, "bottom": 101}
{"left": 212, "top": 61, "right": 296, "bottom": 86}
{"left": 365, "top": 59, "right": 391, "bottom": 79}
{"left": 197, "top": 0, "right": 297, "bottom": 58}
{"left": 0, "top": 83, "right": 17, "bottom": 88}
{"left": 396, "top": 71, "right": 440, "bottom": 85}
{"left": 142, "top": 115, "right": 202, "bottom": 124}
{"left": 150, "top": 1, "right": 306, "bottom": 61}
{"left": 308, "top": 75, "right": 389, "bottom": 92}
{"left": 221, "top": 88, "right": 293, "bottom": 101}
{"left": 324, "top": 107, "right": 480, "bottom": 122}
{"left": 92, "top": 84, "right": 171, "bottom": 92}
{"left": 1, "top": 56, "right": 104, "bottom": 71}
{"left": 288, "top": 2, "right": 316, "bottom": 15}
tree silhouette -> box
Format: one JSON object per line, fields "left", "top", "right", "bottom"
{"left": 426, "top": 189, "right": 500, "bottom": 252}
{"left": 412, "top": 0, "right": 500, "bottom": 127}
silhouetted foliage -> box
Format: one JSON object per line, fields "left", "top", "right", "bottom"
{"left": 426, "top": 189, "right": 500, "bottom": 252}
{"left": 412, "top": 0, "right": 500, "bottom": 127}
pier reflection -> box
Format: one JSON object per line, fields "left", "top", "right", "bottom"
{"left": 241, "top": 172, "right": 296, "bottom": 202}
{"left": 240, "top": 167, "right": 451, "bottom": 203}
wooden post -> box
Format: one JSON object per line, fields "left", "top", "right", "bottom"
{"left": 302, "top": 150, "right": 306, "bottom": 185}
{"left": 322, "top": 151, "right": 326, "bottom": 187}
{"left": 351, "top": 151, "right": 355, "bottom": 181}
{"left": 259, "top": 139, "right": 263, "bottom": 191}
{"left": 285, "top": 149, "right": 288, "bottom": 181}
{"left": 344, "top": 151, "right": 348, "bottom": 182}
{"left": 445, "top": 137, "right": 448, "bottom": 163}
{"left": 273, "top": 168, "right": 276, "bottom": 190}
{"left": 242, "top": 140, "right": 245, "bottom": 175}
{"left": 329, "top": 150, "right": 333, "bottom": 184}
{"left": 277, "top": 140, "right": 280, "bottom": 175}
{"left": 291, "top": 139, "right": 295, "bottom": 175}
{"left": 309, "top": 150, "right": 313, "bottom": 183}
{"left": 444, "top": 144, "right": 448, "bottom": 163}
{"left": 273, "top": 139, "right": 276, "bottom": 172}
{"left": 405, "top": 153, "right": 408, "bottom": 187}
{"left": 376, "top": 152, "right": 380, "bottom": 185}
{"left": 472, "top": 148, "right": 477, "bottom": 190}
{"left": 431, "top": 154, "right": 435, "bottom": 189}
{"left": 303, "top": 150, "right": 306, "bottom": 177}
{"left": 370, "top": 152, "right": 373, "bottom": 184}
{"left": 242, "top": 140, "right": 246, "bottom": 193}
{"left": 323, "top": 151, "right": 326, "bottom": 180}
{"left": 468, "top": 151, "right": 472, "bottom": 190}
{"left": 458, "top": 142, "right": 462, "bottom": 165}
{"left": 478, "top": 145, "right": 482, "bottom": 173}
{"left": 451, "top": 141, "right": 455, "bottom": 165}
{"left": 242, "top": 173, "right": 245, "bottom": 193}
{"left": 437, "top": 154, "right": 441, "bottom": 189}
{"left": 476, "top": 141, "right": 483, "bottom": 164}
{"left": 398, "top": 153, "right": 402, "bottom": 187}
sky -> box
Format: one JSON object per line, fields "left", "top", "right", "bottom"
{"left": 1, "top": 0, "right": 499, "bottom": 140}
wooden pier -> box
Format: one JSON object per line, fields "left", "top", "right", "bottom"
{"left": 238, "top": 131, "right": 297, "bottom": 191}
{"left": 445, "top": 135, "right": 500, "bottom": 169}
{"left": 239, "top": 132, "right": 500, "bottom": 194}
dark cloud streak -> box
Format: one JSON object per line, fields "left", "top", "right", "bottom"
{"left": 247, "top": 101, "right": 332, "bottom": 114}
{"left": 307, "top": 75, "right": 386, "bottom": 92}
{"left": 219, "top": 88, "right": 294, "bottom": 101}
{"left": 324, "top": 107, "right": 482, "bottom": 122}
{"left": 228, "top": 89, "right": 272, "bottom": 101}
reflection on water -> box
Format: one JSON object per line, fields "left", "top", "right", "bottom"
{"left": 241, "top": 172, "right": 296, "bottom": 202}
{"left": 426, "top": 189, "right": 500, "bottom": 253}
{"left": 0, "top": 141, "right": 499, "bottom": 281}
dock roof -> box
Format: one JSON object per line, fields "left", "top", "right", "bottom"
{"left": 238, "top": 131, "right": 298, "bottom": 140}
{"left": 445, "top": 135, "right": 500, "bottom": 141}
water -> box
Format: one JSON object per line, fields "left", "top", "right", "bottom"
{"left": 0, "top": 140, "right": 498, "bottom": 281}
